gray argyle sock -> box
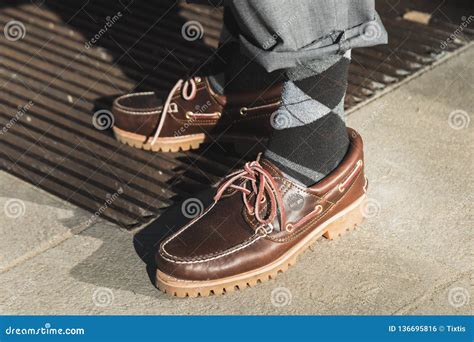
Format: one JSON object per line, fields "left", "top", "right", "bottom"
{"left": 264, "top": 51, "right": 351, "bottom": 186}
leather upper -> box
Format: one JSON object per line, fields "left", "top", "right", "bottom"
{"left": 112, "top": 77, "right": 282, "bottom": 140}
{"left": 155, "top": 129, "right": 366, "bottom": 281}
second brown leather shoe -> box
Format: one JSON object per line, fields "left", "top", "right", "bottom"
{"left": 112, "top": 77, "right": 281, "bottom": 152}
{"left": 155, "top": 128, "right": 368, "bottom": 297}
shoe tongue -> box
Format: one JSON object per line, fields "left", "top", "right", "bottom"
{"left": 254, "top": 158, "right": 289, "bottom": 232}
{"left": 259, "top": 158, "right": 284, "bottom": 178}
{"left": 259, "top": 158, "right": 303, "bottom": 194}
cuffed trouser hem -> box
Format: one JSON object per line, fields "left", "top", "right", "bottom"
{"left": 239, "top": 14, "right": 387, "bottom": 72}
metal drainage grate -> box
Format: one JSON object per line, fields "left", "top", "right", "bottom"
{"left": 0, "top": 0, "right": 472, "bottom": 228}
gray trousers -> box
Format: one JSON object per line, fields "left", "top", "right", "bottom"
{"left": 191, "top": 0, "right": 388, "bottom": 72}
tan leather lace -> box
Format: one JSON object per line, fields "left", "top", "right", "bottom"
{"left": 214, "top": 160, "right": 286, "bottom": 227}
{"left": 150, "top": 77, "right": 222, "bottom": 145}
{"left": 150, "top": 78, "right": 197, "bottom": 145}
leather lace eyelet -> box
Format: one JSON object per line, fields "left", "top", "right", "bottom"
{"left": 169, "top": 102, "right": 178, "bottom": 113}
{"left": 240, "top": 107, "right": 248, "bottom": 116}
{"left": 256, "top": 224, "right": 273, "bottom": 237}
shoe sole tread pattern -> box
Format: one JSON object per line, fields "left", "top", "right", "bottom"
{"left": 113, "top": 126, "right": 267, "bottom": 153}
{"left": 113, "top": 126, "right": 205, "bottom": 153}
{"left": 155, "top": 195, "right": 366, "bottom": 298}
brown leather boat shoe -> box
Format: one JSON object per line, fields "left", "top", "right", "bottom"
{"left": 155, "top": 128, "right": 368, "bottom": 297}
{"left": 112, "top": 77, "right": 282, "bottom": 152}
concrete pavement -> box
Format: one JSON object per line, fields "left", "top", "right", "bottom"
{"left": 0, "top": 45, "right": 472, "bottom": 315}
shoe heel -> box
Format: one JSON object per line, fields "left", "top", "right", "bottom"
{"left": 323, "top": 200, "right": 365, "bottom": 240}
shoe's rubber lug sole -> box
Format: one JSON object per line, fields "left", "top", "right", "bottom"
{"left": 113, "top": 127, "right": 264, "bottom": 153}
{"left": 155, "top": 195, "right": 366, "bottom": 298}
{"left": 113, "top": 126, "right": 205, "bottom": 153}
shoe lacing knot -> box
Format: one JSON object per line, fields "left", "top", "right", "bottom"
{"left": 214, "top": 160, "right": 286, "bottom": 227}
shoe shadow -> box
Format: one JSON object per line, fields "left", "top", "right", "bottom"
{"left": 65, "top": 138, "right": 263, "bottom": 295}
{"left": 66, "top": 186, "right": 216, "bottom": 299}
